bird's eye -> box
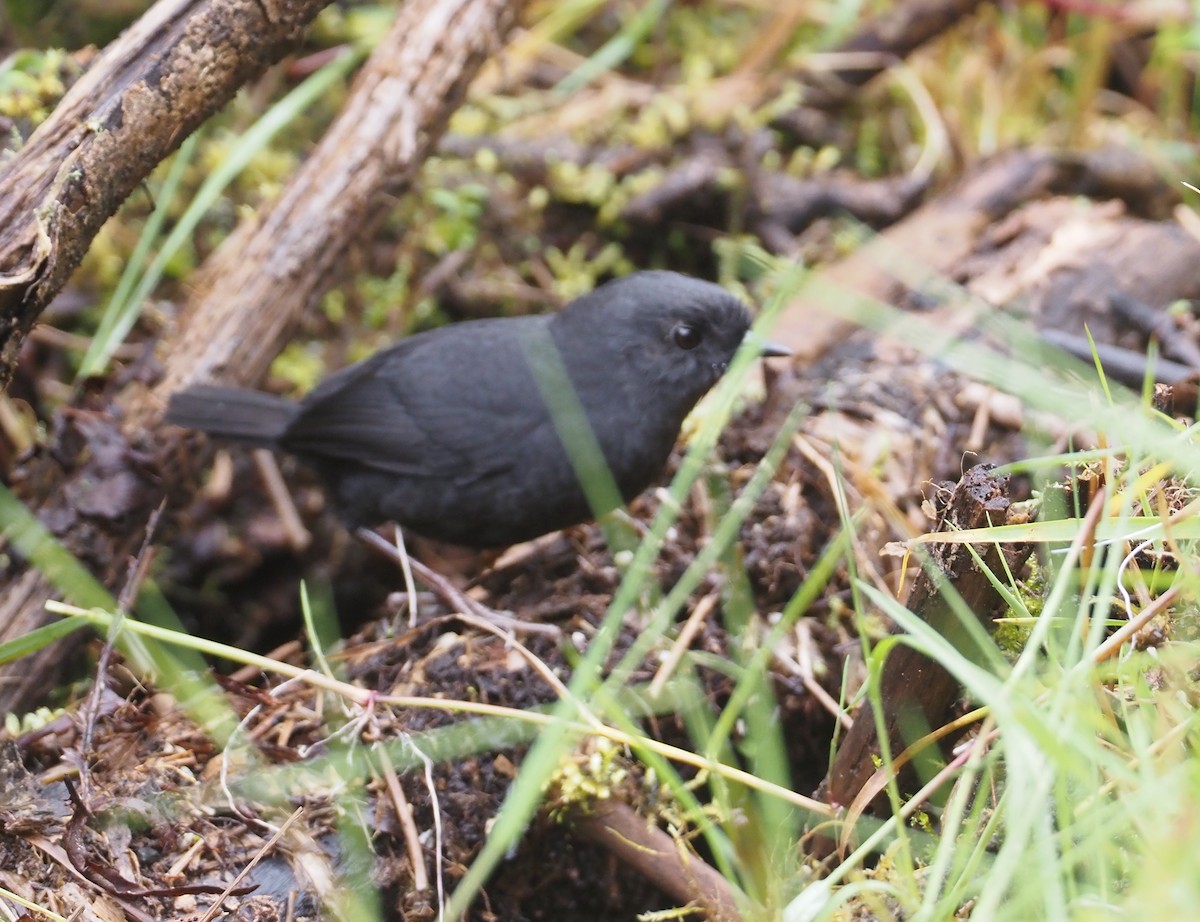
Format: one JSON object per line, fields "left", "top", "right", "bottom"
{"left": 672, "top": 324, "right": 702, "bottom": 350}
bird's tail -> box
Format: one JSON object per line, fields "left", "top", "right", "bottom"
{"left": 165, "top": 385, "right": 300, "bottom": 448}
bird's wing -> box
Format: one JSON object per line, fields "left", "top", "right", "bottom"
{"left": 278, "top": 323, "right": 550, "bottom": 482}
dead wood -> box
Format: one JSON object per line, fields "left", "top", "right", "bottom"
{"left": 964, "top": 197, "right": 1200, "bottom": 345}
{"left": 943, "top": 194, "right": 1200, "bottom": 392}
{"left": 0, "top": 0, "right": 523, "bottom": 714}
{"left": 438, "top": 126, "right": 931, "bottom": 252}
{"left": 569, "top": 798, "right": 742, "bottom": 922}
{"left": 128, "top": 0, "right": 520, "bottom": 420}
{"left": 0, "top": 0, "right": 333, "bottom": 389}
{"left": 751, "top": 171, "right": 929, "bottom": 251}
{"left": 1109, "top": 291, "right": 1200, "bottom": 371}
{"left": 438, "top": 133, "right": 647, "bottom": 180}
{"left": 1040, "top": 331, "right": 1194, "bottom": 387}
{"left": 771, "top": 146, "right": 1178, "bottom": 364}
{"left": 820, "top": 464, "right": 1033, "bottom": 820}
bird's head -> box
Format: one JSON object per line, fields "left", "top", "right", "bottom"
{"left": 558, "top": 271, "right": 788, "bottom": 413}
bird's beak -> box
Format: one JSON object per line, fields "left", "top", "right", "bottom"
{"left": 744, "top": 331, "right": 791, "bottom": 358}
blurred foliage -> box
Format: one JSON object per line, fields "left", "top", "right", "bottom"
{"left": 2, "top": 0, "right": 1199, "bottom": 398}
{"left": 2, "top": 0, "right": 149, "bottom": 49}
{"left": 0, "top": 47, "right": 85, "bottom": 155}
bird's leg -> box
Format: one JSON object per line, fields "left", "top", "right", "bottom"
{"left": 355, "top": 527, "right": 559, "bottom": 637}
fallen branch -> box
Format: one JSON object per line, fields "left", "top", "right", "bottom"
{"left": 569, "top": 798, "right": 743, "bottom": 922}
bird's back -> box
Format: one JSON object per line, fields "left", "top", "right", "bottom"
{"left": 277, "top": 314, "right": 598, "bottom": 542}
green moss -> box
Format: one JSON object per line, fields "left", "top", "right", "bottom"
{"left": 670, "top": 6, "right": 757, "bottom": 78}
{"left": 4, "top": 0, "right": 148, "bottom": 47}
{"left": 993, "top": 559, "right": 1042, "bottom": 661}
{"left": 309, "top": 4, "right": 394, "bottom": 47}
{"left": 359, "top": 267, "right": 413, "bottom": 331}
{"left": 448, "top": 104, "right": 492, "bottom": 137}
{"left": 195, "top": 130, "right": 300, "bottom": 205}
{"left": 547, "top": 737, "right": 630, "bottom": 817}
{"left": 270, "top": 341, "right": 327, "bottom": 394}
{"left": 321, "top": 289, "right": 347, "bottom": 325}
{"left": 426, "top": 183, "right": 489, "bottom": 253}
{"left": 544, "top": 242, "right": 633, "bottom": 300}
{"left": 595, "top": 165, "right": 663, "bottom": 225}
{"left": 546, "top": 159, "right": 617, "bottom": 207}
{"left": 527, "top": 185, "right": 550, "bottom": 211}
{"left": 623, "top": 94, "right": 691, "bottom": 148}
{"left": 0, "top": 48, "right": 77, "bottom": 127}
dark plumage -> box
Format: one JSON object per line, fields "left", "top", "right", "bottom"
{"left": 166, "top": 271, "right": 787, "bottom": 547}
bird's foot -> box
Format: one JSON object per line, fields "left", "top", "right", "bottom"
{"left": 356, "top": 527, "right": 559, "bottom": 637}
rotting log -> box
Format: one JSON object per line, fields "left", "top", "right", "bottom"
{"left": 0, "top": 0, "right": 524, "bottom": 714}
{"left": 0, "top": 0, "right": 334, "bottom": 388}
{"left": 820, "top": 465, "right": 1033, "bottom": 824}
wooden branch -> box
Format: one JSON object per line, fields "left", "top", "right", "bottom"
{"left": 821, "top": 465, "right": 1033, "bottom": 817}
{"left": 0, "top": 0, "right": 334, "bottom": 388}
{"left": 0, "top": 0, "right": 523, "bottom": 713}
{"left": 569, "top": 798, "right": 743, "bottom": 922}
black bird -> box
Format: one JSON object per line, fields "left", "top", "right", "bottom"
{"left": 166, "top": 271, "right": 789, "bottom": 547}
